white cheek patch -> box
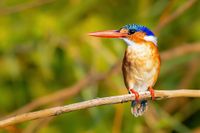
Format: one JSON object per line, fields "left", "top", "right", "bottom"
{"left": 144, "top": 36, "right": 157, "bottom": 46}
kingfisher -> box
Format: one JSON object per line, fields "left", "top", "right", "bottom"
{"left": 89, "top": 24, "right": 160, "bottom": 117}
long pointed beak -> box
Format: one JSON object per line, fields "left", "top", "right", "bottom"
{"left": 88, "top": 30, "right": 127, "bottom": 38}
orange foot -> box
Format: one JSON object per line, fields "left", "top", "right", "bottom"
{"left": 148, "top": 87, "right": 155, "bottom": 100}
{"left": 129, "top": 89, "right": 139, "bottom": 102}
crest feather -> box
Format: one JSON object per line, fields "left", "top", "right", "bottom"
{"left": 123, "top": 24, "right": 155, "bottom": 36}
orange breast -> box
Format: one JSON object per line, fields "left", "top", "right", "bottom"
{"left": 122, "top": 42, "right": 160, "bottom": 91}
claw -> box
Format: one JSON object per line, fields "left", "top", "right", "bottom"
{"left": 148, "top": 87, "right": 155, "bottom": 100}
{"left": 129, "top": 89, "right": 139, "bottom": 102}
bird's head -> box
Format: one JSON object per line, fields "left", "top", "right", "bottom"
{"left": 89, "top": 24, "right": 157, "bottom": 46}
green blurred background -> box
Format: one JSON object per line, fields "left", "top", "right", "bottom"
{"left": 0, "top": 0, "right": 200, "bottom": 132}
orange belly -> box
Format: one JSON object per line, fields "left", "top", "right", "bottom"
{"left": 122, "top": 43, "right": 160, "bottom": 92}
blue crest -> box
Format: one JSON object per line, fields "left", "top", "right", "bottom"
{"left": 123, "top": 24, "right": 155, "bottom": 36}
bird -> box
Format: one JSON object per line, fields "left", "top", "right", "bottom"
{"left": 89, "top": 24, "right": 160, "bottom": 117}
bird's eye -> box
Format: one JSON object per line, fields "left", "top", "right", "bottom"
{"left": 128, "top": 29, "right": 136, "bottom": 35}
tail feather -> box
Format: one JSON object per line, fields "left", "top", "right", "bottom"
{"left": 131, "top": 100, "right": 148, "bottom": 117}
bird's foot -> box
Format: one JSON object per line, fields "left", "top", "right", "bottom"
{"left": 129, "top": 89, "right": 139, "bottom": 102}
{"left": 148, "top": 87, "right": 155, "bottom": 100}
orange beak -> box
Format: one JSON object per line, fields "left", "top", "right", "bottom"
{"left": 88, "top": 30, "right": 127, "bottom": 38}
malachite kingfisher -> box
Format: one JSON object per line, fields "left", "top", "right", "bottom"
{"left": 89, "top": 24, "right": 160, "bottom": 117}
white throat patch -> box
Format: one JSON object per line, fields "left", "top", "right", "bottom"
{"left": 122, "top": 36, "right": 157, "bottom": 46}
{"left": 123, "top": 38, "right": 136, "bottom": 46}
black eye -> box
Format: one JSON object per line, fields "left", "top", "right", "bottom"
{"left": 128, "top": 29, "right": 135, "bottom": 35}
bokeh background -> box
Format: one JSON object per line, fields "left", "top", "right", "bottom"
{"left": 0, "top": 0, "right": 200, "bottom": 132}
